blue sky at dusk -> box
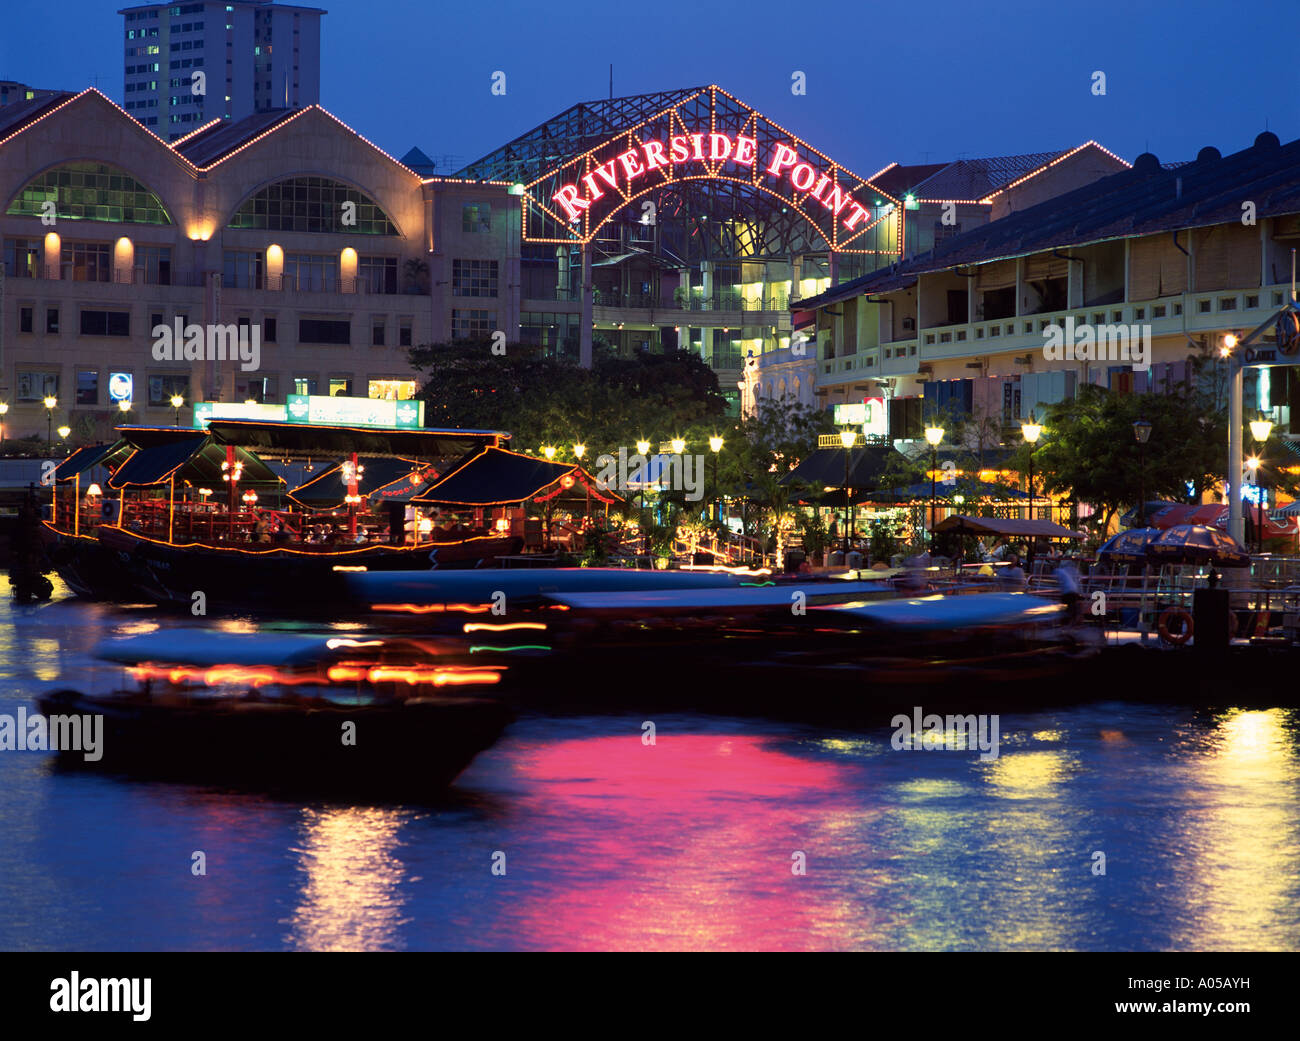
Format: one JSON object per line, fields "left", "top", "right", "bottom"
{"left": 3, "top": 0, "right": 1296, "bottom": 174}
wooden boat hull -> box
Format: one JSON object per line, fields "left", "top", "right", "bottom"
{"left": 37, "top": 688, "right": 513, "bottom": 799}
{"left": 39, "top": 523, "right": 135, "bottom": 599}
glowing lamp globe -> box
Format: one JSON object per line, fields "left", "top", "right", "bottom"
{"left": 709, "top": 436, "right": 724, "bottom": 453}
{"left": 636, "top": 440, "right": 650, "bottom": 456}
{"left": 839, "top": 428, "right": 857, "bottom": 449}
{"left": 1250, "top": 417, "right": 1274, "bottom": 443}
{"left": 1021, "top": 416, "right": 1043, "bottom": 444}
{"left": 924, "top": 426, "right": 944, "bottom": 447}
{"left": 670, "top": 438, "right": 686, "bottom": 455}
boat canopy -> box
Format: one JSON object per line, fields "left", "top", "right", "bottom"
{"left": 96, "top": 630, "right": 335, "bottom": 667}
{"left": 204, "top": 419, "right": 505, "bottom": 461}
{"left": 822, "top": 592, "right": 1065, "bottom": 630}
{"left": 544, "top": 580, "right": 892, "bottom": 614}
{"left": 54, "top": 441, "right": 132, "bottom": 483}
{"left": 108, "top": 436, "right": 283, "bottom": 490}
{"left": 287, "top": 455, "right": 430, "bottom": 508}
{"left": 411, "top": 446, "right": 622, "bottom": 507}
{"left": 931, "top": 515, "right": 1084, "bottom": 538}
{"left": 779, "top": 445, "right": 907, "bottom": 490}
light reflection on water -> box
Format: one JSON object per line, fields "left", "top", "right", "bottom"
{"left": 1, "top": 579, "right": 1298, "bottom": 950}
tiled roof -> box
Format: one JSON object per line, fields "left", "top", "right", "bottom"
{"left": 171, "top": 109, "right": 304, "bottom": 166}
{"left": 0, "top": 91, "right": 74, "bottom": 141}
{"left": 912, "top": 151, "right": 1064, "bottom": 200}
{"left": 802, "top": 132, "right": 1300, "bottom": 305}
{"left": 870, "top": 162, "right": 947, "bottom": 199}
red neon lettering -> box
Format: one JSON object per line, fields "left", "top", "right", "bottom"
{"left": 581, "top": 171, "right": 605, "bottom": 202}
{"left": 642, "top": 139, "right": 669, "bottom": 170}
{"left": 553, "top": 185, "right": 589, "bottom": 221}
{"left": 690, "top": 134, "right": 706, "bottom": 160}
{"left": 843, "top": 201, "right": 872, "bottom": 230}
{"left": 809, "top": 173, "right": 831, "bottom": 201}
{"left": 766, "top": 143, "right": 798, "bottom": 176}
{"left": 670, "top": 135, "right": 691, "bottom": 162}
{"left": 822, "top": 185, "right": 852, "bottom": 217}
{"left": 708, "top": 133, "right": 734, "bottom": 162}
{"left": 618, "top": 148, "right": 646, "bottom": 181}
{"left": 790, "top": 163, "right": 816, "bottom": 192}
{"left": 733, "top": 136, "right": 757, "bottom": 166}
{"left": 592, "top": 159, "right": 620, "bottom": 191}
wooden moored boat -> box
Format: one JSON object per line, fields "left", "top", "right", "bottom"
{"left": 41, "top": 420, "right": 617, "bottom": 607}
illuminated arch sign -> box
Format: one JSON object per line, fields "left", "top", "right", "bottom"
{"left": 552, "top": 132, "right": 876, "bottom": 235}
{"left": 519, "top": 86, "right": 901, "bottom": 255}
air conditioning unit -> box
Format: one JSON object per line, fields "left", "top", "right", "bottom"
{"left": 101, "top": 498, "right": 122, "bottom": 525}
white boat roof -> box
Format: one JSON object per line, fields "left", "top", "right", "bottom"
{"left": 818, "top": 592, "right": 1064, "bottom": 630}
{"left": 96, "top": 631, "right": 354, "bottom": 667}
{"left": 544, "top": 580, "right": 892, "bottom": 612}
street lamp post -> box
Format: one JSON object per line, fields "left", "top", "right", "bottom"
{"left": 1133, "top": 418, "right": 1152, "bottom": 526}
{"left": 709, "top": 435, "right": 723, "bottom": 526}
{"left": 924, "top": 424, "right": 944, "bottom": 550}
{"left": 171, "top": 393, "right": 185, "bottom": 427}
{"left": 1250, "top": 415, "right": 1273, "bottom": 555}
{"left": 839, "top": 428, "right": 857, "bottom": 556}
{"left": 57, "top": 425, "right": 71, "bottom": 455}
{"left": 636, "top": 439, "right": 650, "bottom": 539}
{"left": 43, "top": 395, "right": 57, "bottom": 455}
{"left": 1021, "top": 413, "right": 1043, "bottom": 570}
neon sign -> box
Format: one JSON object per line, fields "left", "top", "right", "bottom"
{"left": 551, "top": 131, "right": 875, "bottom": 233}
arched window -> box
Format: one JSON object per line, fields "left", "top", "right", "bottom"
{"left": 229, "top": 176, "right": 397, "bottom": 234}
{"left": 6, "top": 162, "right": 171, "bottom": 224}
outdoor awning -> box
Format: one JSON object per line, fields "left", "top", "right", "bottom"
{"left": 54, "top": 441, "right": 132, "bottom": 483}
{"left": 286, "top": 455, "right": 430, "bottom": 508}
{"left": 932, "top": 515, "right": 1084, "bottom": 538}
{"left": 411, "top": 446, "right": 621, "bottom": 507}
{"left": 780, "top": 445, "right": 907, "bottom": 489}
{"left": 204, "top": 420, "right": 505, "bottom": 461}
{"left": 862, "top": 480, "right": 1025, "bottom": 502}
{"left": 108, "top": 437, "right": 282, "bottom": 490}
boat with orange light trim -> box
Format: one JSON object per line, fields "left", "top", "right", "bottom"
{"left": 41, "top": 420, "right": 618, "bottom": 607}
{"left": 37, "top": 630, "right": 514, "bottom": 798}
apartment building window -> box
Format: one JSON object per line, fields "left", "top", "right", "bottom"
{"left": 3, "top": 238, "right": 40, "bottom": 278}
{"left": 264, "top": 316, "right": 277, "bottom": 342}
{"left": 148, "top": 373, "right": 189, "bottom": 406}
{"left": 368, "top": 379, "right": 416, "bottom": 400}
{"left": 16, "top": 371, "right": 58, "bottom": 402}
{"left": 371, "top": 318, "right": 385, "bottom": 346}
{"left": 19, "top": 306, "right": 33, "bottom": 333}
{"left": 223, "top": 250, "right": 264, "bottom": 289}
{"left": 462, "top": 204, "right": 491, "bottom": 233}
{"left": 135, "top": 244, "right": 172, "bottom": 285}
{"left": 328, "top": 377, "right": 352, "bottom": 397}
{"left": 357, "top": 255, "right": 397, "bottom": 294}
{"left": 398, "top": 318, "right": 412, "bottom": 347}
{"left": 47, "top": 308, "right": 59, "bottom": 333}
{"left": 76, "top": 371, "right": 99, "bottom": 405}
{"left": 80, "top": 310, "right": 131, "bottom": 336}
{"left": 293, "top": 377, "right": 318, "bottom": 396}
{"left": 452, "top": 259, "right": 499, "bottom": 298}
{"left": 240, "top": 375, "right": 277, "bottom": 403}
{"left": 452, "top": 309, "right": 496, "bottom": 340}
{"left": 299, "top": 318, "right": 350, "bottom": 344}
{"left": 283, "top": 253, "right": 338, "bottom": 292}
{"left": 62, "top": 242, "right": 111, "bottom": 282}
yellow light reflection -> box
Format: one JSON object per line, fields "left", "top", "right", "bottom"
{"left": 285, "top": 807, "right": 408, "bottom": 951}
{"left": 1168, "top": 708, "right": 1298, "bottom": 951}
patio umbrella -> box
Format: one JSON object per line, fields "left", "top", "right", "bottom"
{"left": 1146, "top": 524, "right": 1251, "bottom": 568}
{"left": 1096, "top": 527, "right": 1161, "bottom": 565}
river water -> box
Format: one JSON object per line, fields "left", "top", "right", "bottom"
{"left": 2, "top": 576, "right": 1298, "bottom": 951}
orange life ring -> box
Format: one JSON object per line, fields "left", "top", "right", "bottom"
{"left": 1158, "top": 607, "right": 1193, "bottom": 646}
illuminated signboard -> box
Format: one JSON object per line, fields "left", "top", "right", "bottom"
{"left": 833, "top": 397, "right": 887, "bottom": 437}
{"left": 108, "top": 372, "right": 134, "bottom": 402}
{"left": 285, "top": 394, "right": 424, "bottom": 429}
{"left": 551, "top": 131, "right": 875, "bottom": 234}
{"left": 193, "top": 401, "right": 287, "bottom": 428}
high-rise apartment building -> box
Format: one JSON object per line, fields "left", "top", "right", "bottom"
{"left": 119, "top": 1, "right": 324, "bottom": 141}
